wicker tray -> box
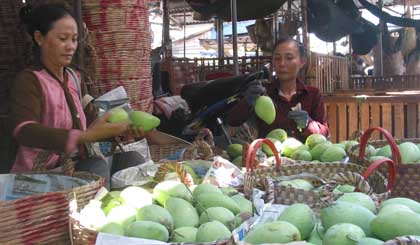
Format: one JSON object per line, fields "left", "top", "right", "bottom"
{"left": 244, "top": 138, "right": 396, "bottom": 211}
{"left": 348, "top": 127, "right": 420, "bottom": 201}
{"left": 0, "top": 172, "right": 103, "bottom": 245}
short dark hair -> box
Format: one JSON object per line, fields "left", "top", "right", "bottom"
{"left": 20, "top": 3, "right": 75, "bottom": 43}
{"left": 273, "top": 36, "right": 307, "bottom": 58}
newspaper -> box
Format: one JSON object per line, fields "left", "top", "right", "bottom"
{"left": 202, "top": 156, "right": 244, "bottom": 188}
{"left": 0, "top": 174, "right": 90, "bottom": 201}
{"left": 94, "top": 86, "right": 131, "bottom": 112}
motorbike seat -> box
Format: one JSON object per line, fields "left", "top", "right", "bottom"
{"left": 181, "top": 71, "right": 263, "bottom": 113}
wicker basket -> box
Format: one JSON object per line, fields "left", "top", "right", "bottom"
{"left": 348, "top": 127, "right": 420, "bottom": 201}
{"left": 69, "top": 162, "right": 232, "bottom": 245}
{"left": 82, "top": 0, "right": 153, "bottom": 112}
{"left": 0, "top": 172, "right": 103, "bottom": 245}
{"left": 244, "top": 138, "right": 396, "bottom": 211}
{"left": 149, "top": 143, "right": 190, "bottom": 162}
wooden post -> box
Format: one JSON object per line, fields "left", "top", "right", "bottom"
{"left": 231, "top": 0, "right": 239, "bottom": 75}
{"left": 162, "top": 0, "right": 172, "bottom": 58}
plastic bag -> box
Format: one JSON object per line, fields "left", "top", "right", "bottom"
{"left": 111, "top": 160, "right": 156, "bottom": 189}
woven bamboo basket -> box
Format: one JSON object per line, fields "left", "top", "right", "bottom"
{"left": 149, "top": 143, "right": 191, "bottom": 162}
{"left": 69, "top": 162, "right": 232, "bottom": 245}
{"left": 348, "top": 127, "right": 420, "bottom": 201}
{"left": 82, "top": 0, "right": 153, "bottom": 111}
{"left": 244, "top": 138, "right": 396, "bottom": 211}
{"left": 0, "top": 172, "right": 103, "bottom": 245}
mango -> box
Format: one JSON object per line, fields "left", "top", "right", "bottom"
{"left": 375, "top": 145, "right": 392, "bottom": 158}
{"left": 196, "top": 221, "right": 231, "bottom": 242}
{"left": 370, "top": 210, "right": 420, "bottom": 241}
{"left": 266, "top": 128, "right": 288, "bottom": 142}
{"left": 277, "top": 203, "right": 315, "bottom": 239}
{"left": 305, "top": 134, "right": 327, "bottom": 149}
{"left": 381, "top": 198, "right": 420, "bottom": 214}
{"left": 320, "top": 145, "right": 347, "bottom": 162}
{"left": 357, "top": 237, "right": 383, "bottom": 245}
{"left": 192, "top": 183, "right": 222, "bottom": 200}
{"left": 120, "top": 186, "right": 152, "bottom": 210}
{"left": 353, "top": 144, "right": 377, "bottom": 158}
{"left": 321, "top": 201, "right": 376, "bottom": 236}
{"left": 244, "top": 221, "right": 301, "bottom": 244}
{"left": 108, "top": 108, "right": 129, "bottom": 123}
{"left": 309, "top": 142, "right": 332, "bottom": 161}
{"left": 220, "top": 187, "right": 239, "bottom": 197}
{"left": 129, "top": 110, "right": 160, "bottom": 132}
{"left": 232, "top": 156, "right": 243, "bottom": 167}
{"left": 291, "top": 149, "right": 312, "bottom": 161}
{"left": 226, "top": 144, "right": 243, "bottom": 159}
{"left": 262, "top": 137, "right": 282, "bottom": 156}
{"left": 333, "top": 184, "right": 355, "bottom": 194}
{"left": 165, "top": 197, "right": 199, "bottom": 229}
{"left": 323, "top": 223, "right": 365, "bottom": 245}
{"left": 379, "top": 203, "right": 414, "bottom": 216}
{"left": 280, "top": 179, "right": 314, "bottom": 191}
{"left": 106, "top": 205, "right": 137, "bottom": 228}
{"left": 136, "top": 204, "right": 173, "bottom": 231}
{"left": 195, "top": 192, "right": 240, "bottom": 214}
{"left": 126, "top": 221, "right": 169, "bottom": 242}
{"left": 255, "top": 95, "right": 276, "bottom": 124}
{"left": 99, "top": 222, "right": 124, "bottom": 236}
{"left": 345, "top": 140, "right": 359, "bottom": 153}
{"left": 399, "top": 142, "right": 420, "bottom": 163}
{"left": 199, "top": 207, "right": 235, "bottom": 230}
{"left": 171, "top": 227, "right": 197, "bottom": 242}
{"left": 153, "top": 181, "right": 192, "bottom": 206}
{"left": 231, "top": 194, "right": 253, "bottom": 213}
{"left": 337, "top": 192, "right": 376, "bottom": 213}
{"left": 282, "top": 137, "right": 303, "bottom": 157}
{"left": 308, "top": 224, "right": 324, "bottom": 245}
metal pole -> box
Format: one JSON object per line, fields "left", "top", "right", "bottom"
{"left": 162, "top": 0, "right": 171, "bottom": 58}
{"left": 216, "top": 18, "right": 224, "bottom": 67}
{"left": 74, "top": 0, "right": 84, "bottom": 68}
{"left": 231, "top": 0, "right": 239, "bottom": 75}
{"left": 272, "top": 12, "right": 278, "bottom": 46}
{"left": 183, "top": 7, "right": 186, "bottom": 58}
{"left": 378, "top": 0, "right": 384, "bottom": 76}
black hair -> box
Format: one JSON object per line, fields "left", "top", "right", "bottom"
{"left": 19, "top": 4, "right": 75, "bottom": 64}
{"left": 19, "top": 4, "right": 75, "bottom": 44}
{"left": 272, "top": 36, "right": 307, "bottom": 58}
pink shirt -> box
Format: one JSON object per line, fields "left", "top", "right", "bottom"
{"left": 11, "top": 69, "right": 87, "bottom": 172}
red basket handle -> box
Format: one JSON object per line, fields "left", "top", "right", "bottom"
{"left": 361, "top": 158, "right": 397, "bottom": 192}
{"left": 359, "top": 127, "right": 401, "bottom": 165}
{"left": 245, "top": 138, "right": 281, "bottom": 173}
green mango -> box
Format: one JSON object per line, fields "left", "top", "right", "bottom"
{"left": 129, "top": 110, "right": 160, "bottom": 132}
{"left": 277, "top": 203, "right": 315, "bottom": 239}
{"left": 371, "top": 210, "right": 420, "bottom": 241}
{"left": 255, "top": 95, "right": 276, "bottom": 124}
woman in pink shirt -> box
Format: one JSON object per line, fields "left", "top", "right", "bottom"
{"left": 7, "top": 4, "right": 142, "bottom": 182}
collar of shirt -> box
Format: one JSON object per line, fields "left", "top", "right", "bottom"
{"left": 266, "top": 78, "right": 309, "bottom": 102}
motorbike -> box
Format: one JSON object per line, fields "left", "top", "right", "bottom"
{"left": 156, "top": 71, "right": 264, "bottom": 146}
